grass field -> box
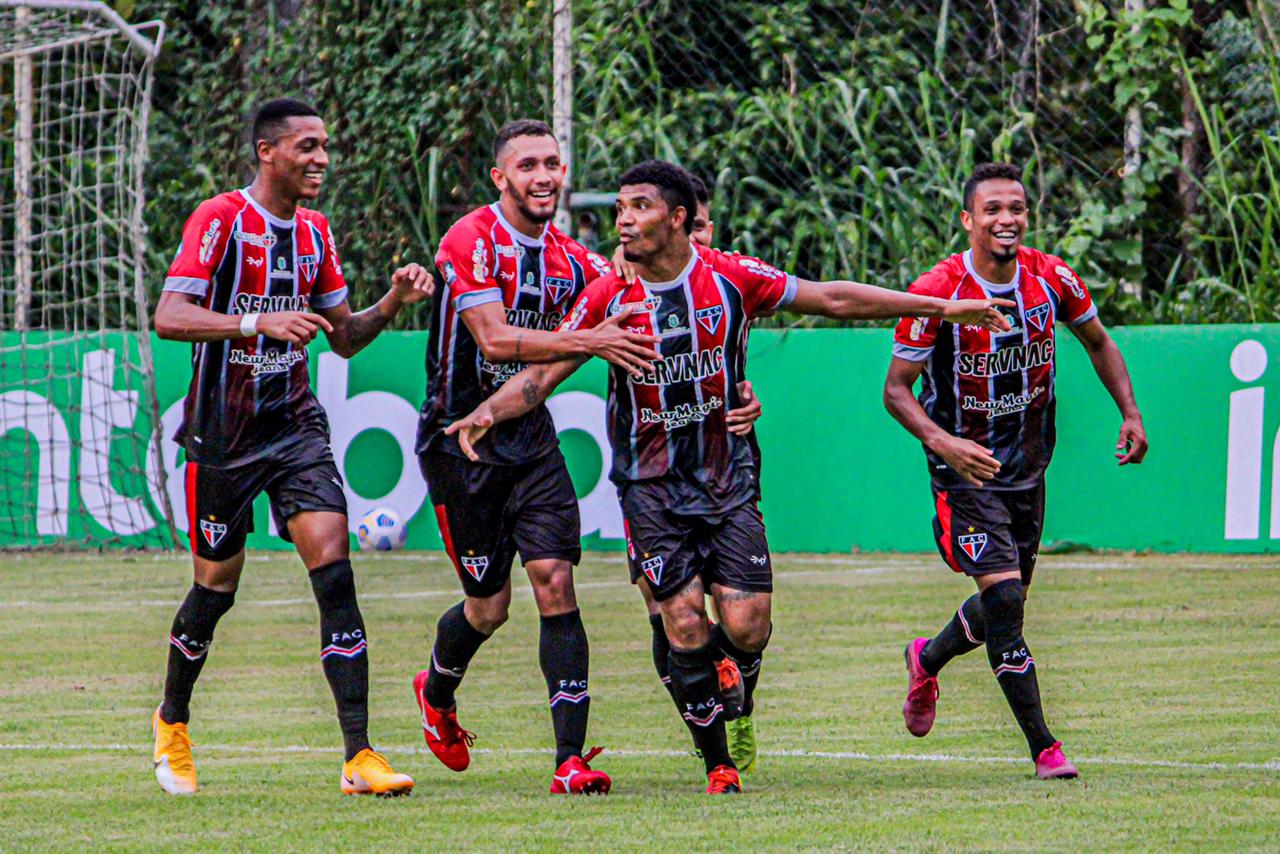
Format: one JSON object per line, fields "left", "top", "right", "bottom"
{"left": 0, "top": 549, "right": 1277, "bottom": 851}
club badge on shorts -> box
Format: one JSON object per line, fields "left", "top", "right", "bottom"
{"left": 199, "top": 518, "right": 227, "bottom": 550}
{"left": 958, "top": 531, "right": 988, "bottom": 561}
{"left": 460, "top": 554, "right": 489, "bottom": 581}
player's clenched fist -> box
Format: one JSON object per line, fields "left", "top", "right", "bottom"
{"left": 942, "top": 297, "right": 1016, "bottom": 332}
{"left": 390, "top": 262, "right": 434, "bottom": 303}
{"left": 257, "top": 310, "right": 334, "bottom": 345}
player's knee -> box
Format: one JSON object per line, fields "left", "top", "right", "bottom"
{"left": 536, "top": 568, "right": 577, "bottom": 612}
{"left": 664, "top": 608, "right": 709, "bottom": 648}
{"left": 729, "top": 619, "right": 771, "bottom": 653}
{"left": 465, "top": 596, "right": 509, "bottom": 634}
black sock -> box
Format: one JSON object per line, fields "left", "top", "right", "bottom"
{"left": 310, "top": 559, "right": 370, "bottom": 761}
{"left": 425, "top": 601, "right": 490, "bottom": 710}
{"left": 668, "top": 642, "right": 733, "bottom": 773}
{"left": 540, "top": 609, "right": 591, "bottom": 766}
{"left": 920, "top": 593, "right": 985, "bottom": 676}
{"left": 982, "top": 579, "right": 1055, "bottom": 758}
{"left": 651, "top": 614, "right": 701, "bottom": 744}
{"left": 711, "top": 622, "right": 768, "bottom": 717}
{"left": 161, "top": 584, "right": 236, "bottom": 725}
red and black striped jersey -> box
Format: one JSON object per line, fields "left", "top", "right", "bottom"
{"left": 558, "top": 244, "right": 796, "bottom": 516}
{"left": 416, "top": 203, "right": 612, "bottom": 464}
{"left": 162, "top": 188, "right": 348, "bottom": 466}
{"left": 892, "top": 247, "right": 1096, "bottom": 490}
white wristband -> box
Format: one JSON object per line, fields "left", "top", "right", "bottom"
{"left": 239, "top": 313, "right": 259, "bottom": 337}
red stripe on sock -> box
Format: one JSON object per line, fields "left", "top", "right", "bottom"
{"left": 935, "top": 490, "right": 962, "bottom": 573}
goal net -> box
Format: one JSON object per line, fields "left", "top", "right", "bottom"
{"left": 0, "top": 1, "right": 172, "bottom": 548}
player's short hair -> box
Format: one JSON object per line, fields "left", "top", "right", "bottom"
{"left": 494, "top": 119, "right": 556, "bottom": 164}
{"left": 251, "top": 98, "right": 321, "bottom": 150}
{"left": 619, "top": 160, "right": 697, "bottom": 234}
{"left": 963, "top": 162, "right": 1025, "bottom": 211}
{"left": 687, "top": 172, "right": 711, "bottom": 208}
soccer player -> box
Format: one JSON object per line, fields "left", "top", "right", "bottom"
{"left": 446, "top": 160, "right": 1014, "bottom": 793}
{"left": 886, "top": 162, "right": 1148, "bottom": 779}
{"left": 149, "top": 98, "right": 428, "bottom": 797}
{"left": 412, "top": 119, "right": 666, "bottom": 795}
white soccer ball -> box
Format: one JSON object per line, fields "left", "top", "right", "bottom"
{"left": 356, "top": 507, "right": 408, "bottom": 552}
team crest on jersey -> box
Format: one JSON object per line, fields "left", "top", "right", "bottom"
{"left": 695, "top": 305, "right": 724, "bottom": 335}
{"left": 199, "top": 219, "right": 222, "bottom": 264}
{"left": 640, "top": 555, "right": 664, "bottom": 585}
{"left": 460, "top": 555, "right": 489, "bottom": 581}
{"left": 199, "top": 518, "right": 227, "bottom": 550}
{"left": 1025, "top": 302, "right": 1051, "bottom": 331}
{"left": 298, "top": 253, "right": 318, "bottom": 284}
{"left": 544, "top": 276, "right": 573, "bottom": 306}
{"left": 958, "top": 532, "right": 988, "bottom": 561}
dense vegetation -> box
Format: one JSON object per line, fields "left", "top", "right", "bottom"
{"left": 132, "top": 0, "right": 1280, "bottom": 326}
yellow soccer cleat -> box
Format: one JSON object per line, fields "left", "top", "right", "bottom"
{"left": 341, "top": 748, "right": 415, "bottom": 797}
{"left": 152, "top": 706, "right": 197, "bottom": 795}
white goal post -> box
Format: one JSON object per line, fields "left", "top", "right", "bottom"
{"left": 0, "top": 1, "right": 173, "bottom": 548}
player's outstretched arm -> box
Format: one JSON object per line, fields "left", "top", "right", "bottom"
{"left": 445, "top": 358, "right": 586, "bottom": 461}
{"left": 462, "top": 303, "right": 657, "bottom": 376}
{"left": 1068, "top": 317, "right": 1148, "bottom": 465}
{"left": 883, "top": 356, "right": 1001, "bottom": 488}
{"left": 318, "top": 262, "right": 434, "bottom": 358}
{"left": 789, "top": 279, "right": 1015, "bottom": 332}
{"left": 154, "top": 291, "right": 334, "bottom": 345}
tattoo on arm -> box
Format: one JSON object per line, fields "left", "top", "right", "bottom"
{"left": 515, "top": 331, "right": 524, "bottom": 362}
{"left": 521, "top": 378, "right": 540, "bottom": 406}
{"left": 338, "top": 307, "right": 391, "bottom": 355}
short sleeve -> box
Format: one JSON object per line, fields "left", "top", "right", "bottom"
{"left": 436, "top": 222, "right": 502, "bottom": 312}
{"left": 164, "top": 200, "right": 234, "bottom": 298}
{"left": 1051, "top": 260, "right": 1096, "bottom": 326}
{"left": 310, "top": 216, "right": 349, "bottom": 309}
{"left": 556, "top": 280, "right": 611, "bottom": 333}
{"left": 716, "top": 251, "right": 797, "bottom": 317}
{"left": 891, "top": 268, "right": 949, "bottom": 361}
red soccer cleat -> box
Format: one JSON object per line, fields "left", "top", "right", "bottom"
{"left": 716, "top": 656, "right": 746, "bottom": 721}
{"left": 1035, "top": 741, "right": 1079, "bottom": 780}
{"left": 902, "top": 637, "right": 940, "bottom": 737}
{"left": 705, "top": 764, "right": 742, "bottom": 794}
{"left": 550, "top": 746, "right": 612, "bottom": 795}
{"left": 413, "top": 669, "right": 475, "bottom": 772}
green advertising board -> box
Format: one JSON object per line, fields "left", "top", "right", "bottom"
{"left": 2, "top": 325, "right": 1279, "bottom": 553}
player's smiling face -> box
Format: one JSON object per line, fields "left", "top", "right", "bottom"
{"left": 962, "top": 178, "right": 1027, "bottom": 264}
{"left": 616, "top": 184, "right": 685, "bottom": 263}
{"left": 491, "top": 133, "right": 565, "bottom": 226}
{"left": 260, "top": 116, "right": 329, "bottom": 202}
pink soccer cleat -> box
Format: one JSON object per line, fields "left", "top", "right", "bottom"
{"left": 902, "top": 637, "right": 939, "bottom": 737}
{"left": 1035, "top": 741, "right": 1079, "bottom": 779}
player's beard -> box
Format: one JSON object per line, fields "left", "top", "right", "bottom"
{"left": 512, "top": 185, "right": 560, "bottom": 225}
{"left": 991, "top": 245, "right": 1018, "bottom": 264}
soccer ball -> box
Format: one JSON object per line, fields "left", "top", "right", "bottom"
{"left": 356, "top": 507, "right": 408, "bottom": 552}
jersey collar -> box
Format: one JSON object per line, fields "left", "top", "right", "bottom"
{"left": 490, "top": 202, "right": 548, "bottom": 248}
{"left": 963, "top": 249, "right": 1020, "bottom": 293}
{"left": 638, "top": 246, "right": 699, "bottom": 291}
{"left": 239, "top": 187, "right": 297, "bottom": 228}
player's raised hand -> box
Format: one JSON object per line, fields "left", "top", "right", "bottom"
{"left": 445, "top": 406, "right": 495, "bottom": 462}
{"left": 931, "top": 434, "right": 1001, "bottom": 487}
{"left": 584, "top": 309, "right": 659, "bottom": 377}
{"left": 390, "top": 262, "right": 434, "bottom": 303}
{"left": 726, "top": 380, "right": 762, "bottom": 435}
{"left": 1115, "top": 414, "right": 1148, "bottom": 465}
{"left": 257, "top": 311, "right": 334, "bottom": 345}
{"left": 944, "top": 298, "right": 1016, "bottom": 333}
{"left": 610, "top": 244, "right": 640, "bottom": 284}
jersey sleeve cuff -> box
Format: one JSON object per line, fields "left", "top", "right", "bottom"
{"left": 1068, "top": 304, "right": 1098, "bottom": 326}
{"left": 892, "top": 341, "right": 933, "bottom": 362}
{"left": 310, "top": 287, "right": 348, "bottom": 309}
{"left": 454, "top": 287, "right": 503, "bottom": 312}
{"left": 770, "top": 274, "right": 799, "bottom": 310}
{"left": 163, "top": 276, "right": 209, "bottom": 297}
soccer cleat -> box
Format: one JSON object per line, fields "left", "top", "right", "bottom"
{"left": 705, "top": 764, "right": 742, "bottom": 794}
{"left": 1035, "top": 741, "right": 1079, "bottom": 780}
{"left": 716, "top": 656, "right": 745, "bottom": 721}
{"left": 902, "top": 637, "right": 940, "bottom": 737}
{"left": 727, "top": 715, "right": 758, "bottom": 774}
{"left": 413, "top": 669, "right": 475, "bottom": 772}
{"left": 549, "top": 746, "right": 612, "bottom": 795}
{"left": 341, "top": 748, "right": 415, "bottom": 796}
{"left": 152, "top": 705, "right": 197, "bottom": 795}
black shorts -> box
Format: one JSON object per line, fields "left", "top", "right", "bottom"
{"left": 931, "top": 482, "right": 1045, "bottom": 583}
{"left": 185, "top": 429, "right": 347, "bottom": 561}
{"left": 421, "top": 448, "right": 581, "bottom": 599}
{"left": 622, "top": 486, "right": 772, "bottom": 602}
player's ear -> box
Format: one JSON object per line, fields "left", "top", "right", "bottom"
{"left": 960, "top": 208, "right": 973, "bottom": 233}
{"left": 256, "top": 138, "right": 273, "bottom": 164}
{"left": 490, "top": 165, "right": 506, "bottom": 192}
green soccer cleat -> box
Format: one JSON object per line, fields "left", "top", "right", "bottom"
{"left": 727, "top": 715, "right": 757, "bottom": 774}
